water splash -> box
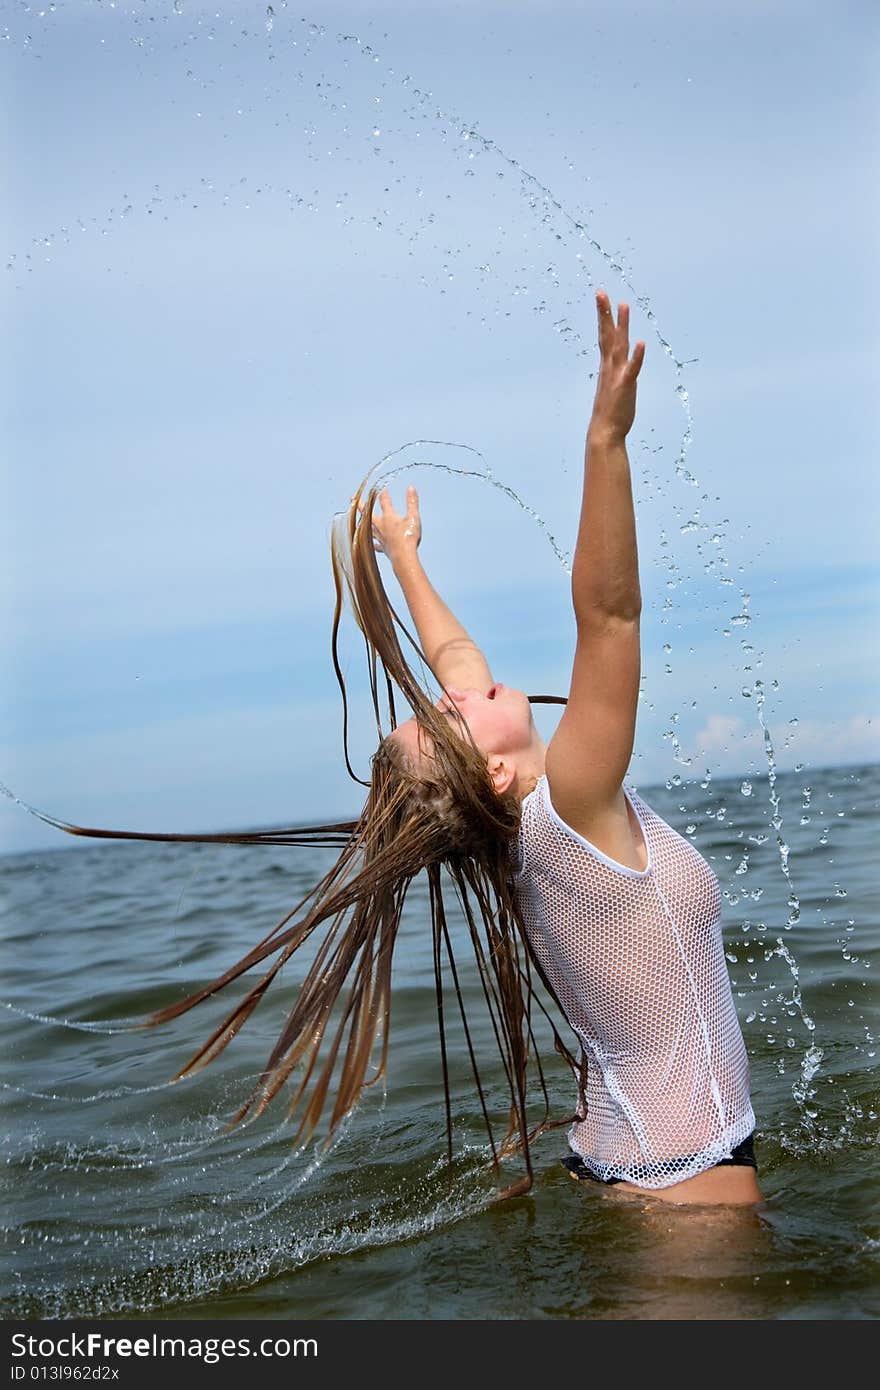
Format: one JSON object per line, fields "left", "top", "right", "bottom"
{"left": 211, "top": 1103, "right": 370, "bottom": 1232}
{"left": 750, "top": 682, "right": 802, "bottom": 929}
{"left": 766, "top": 938, "right": 815, "bottom": 1038}
{"left": 2, "top": 5, "right": 854, "bottom": 1219}
{"left": 327, "top": 24, "right": 827, "bottom": 1096}
{"left": 2, "top": 999, "right": 148, "bottom": 1036}
{"left": 339, "top": 438, "right": 572, "bottom": 572}
{"left": 792, "top": 1044, "right": 824, "bottom": 1112}
{"left": 3, "top": 1117, "right": 503, "bottom": 1320}
{"left": 2, "top": 1074, "right": 192, "bottom": 1104}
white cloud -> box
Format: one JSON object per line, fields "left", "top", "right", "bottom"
{"left": 683, "top": 711, "right": 879, "bottom": 777}
{"left": 778, "top": 714, "right": 880, "bottom": 769}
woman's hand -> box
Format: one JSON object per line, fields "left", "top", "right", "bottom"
{"left": 588, "top": 289, "right": 646, "bottom": 443}
{"left": 355, "top": 485, "right": 422, "bottom": 566}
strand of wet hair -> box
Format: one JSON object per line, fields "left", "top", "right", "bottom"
{"left": 455, "top": 861, "right": 532, "bottom": 1170}
{"left": 427, "top": 864, "right": 458, "bottom": 1168}
{"left": 450, "top": 862, "right": 518, "bottom": 1108}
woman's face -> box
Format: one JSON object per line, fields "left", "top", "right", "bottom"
{"left": 390, "top": 683, "right": 534, "bottom": 766}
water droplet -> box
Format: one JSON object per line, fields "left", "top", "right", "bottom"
{"left": 740, "top": 780, "right": 753, "bottom": 796}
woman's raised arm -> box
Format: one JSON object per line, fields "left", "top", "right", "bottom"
{"left": 362, "top": 485, "right": 495, "bottom": 695}
{"left": 545, "top": 290, "right": 646, "bottom": 822}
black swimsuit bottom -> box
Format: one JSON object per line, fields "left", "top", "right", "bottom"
{"left": 560, "top": 1132, "right": 758, "bottom": 1186}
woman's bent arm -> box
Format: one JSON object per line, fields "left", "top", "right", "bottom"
{"left": 392, "top": 546, "right": 494, "bottom": 693}
{"left": 362, "top": 485, "right": 495, "bottom": 694}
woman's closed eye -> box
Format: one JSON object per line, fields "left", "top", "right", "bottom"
{"left": 439, "top": 705, "right": 464, "bottom": 724}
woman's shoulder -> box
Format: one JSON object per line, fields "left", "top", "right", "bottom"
{"left": 516, "top": 774, "right": 653, "bottom": 878}
{"left": 547, "top": 774, "right": 652, "bottom": 874}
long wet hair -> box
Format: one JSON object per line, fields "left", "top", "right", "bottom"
{"left": 15, "top": 480, "right": 584, "bottom": 1200}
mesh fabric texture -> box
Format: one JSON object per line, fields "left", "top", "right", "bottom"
{"left": 511, "top": 775, "right": 755, "bottom": 1188}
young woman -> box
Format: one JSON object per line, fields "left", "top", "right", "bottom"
{"left": 22, "top": 290, "right": 760, "bottom": 1206}
{"left": 361, "top": 290, "right": 760, "bottom": 1206}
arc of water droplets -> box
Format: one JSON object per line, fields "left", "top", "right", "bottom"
{"left": 2, "top": 1071, "right": 286, "bottom": 1168}
{"left": 6, "top": 1118, "right": 342, "bottom": 1277}
{"left": 11, "top": 1090, "right": 497, "bottom": 1312}
{"left": 339, "top": 438, "right": 572, "bottom": 573}
{"left": 333, "top": 29, "right": 698, "bottom": 444}
{"left": 326, "top": 22, "right": 819, "bottom": 1099}
{"left": 0, "top": 1006, "right": 357, "bottom": 1177}
{"left": 7, "top": 1158, "right": 496, "bottom": 1322}
{"left": 5, "top": 14, "right": 819, "bottom": 1119}
{"left": 214, "top": 1098, "right": 373, "bottom": 1233}
{"left": 1, "top": 1029, "right": 393, "bottom": 1184}
{"left": 1, "top": 999, "right": 157, "bottom": 1037}
{"left": 5, "top": 1090, "right": 391, "bottom": 1288}
{"left": 2, "top": 1072, "right": 194, "bottom": 1104}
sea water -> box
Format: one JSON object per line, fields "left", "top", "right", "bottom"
{"left": 1, "top": 761, "right": 877, "bottom": 1320}
{"left": 3, "top": 6, "right": 876, "bottom": 1322}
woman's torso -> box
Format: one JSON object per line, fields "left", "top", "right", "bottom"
{"left": 511, "top": 775, "right": 755, "bottom": 1189}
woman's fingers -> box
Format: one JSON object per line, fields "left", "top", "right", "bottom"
{"left": 351, "top": 486, "right": 419, "bottom": 543}
{"left": 626, "top": 340, "right": 647, "bottom": 378}
{"left": 596, "top": 288, "right": 615, "bottom": 355}
{"left": 597, "top": 289, "right": 623, "bottom": 358}
{"left": 595, "top": 289, "right": 641, "bottom": 366}
{"left": 352, "top": 489, "right": 396, "bottom": 518}
{"left": 349, "top": 485, "right": 420, "bottom": 557}
{"left": 617, "top": 301, "right": 630, "bottom": 359}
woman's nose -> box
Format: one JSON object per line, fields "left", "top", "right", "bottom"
{"left": 436, "top": 688, "right": 466, "bottom": 714}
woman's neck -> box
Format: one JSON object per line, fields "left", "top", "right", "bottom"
{"left": 516, "top": 736, "right": 547, "bottom": 802}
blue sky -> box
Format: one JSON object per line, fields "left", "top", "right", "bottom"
{"left": 1, "top": 0, "right": 877, "bottom": 851}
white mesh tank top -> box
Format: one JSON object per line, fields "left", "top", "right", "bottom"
{"left": 511, "top": 774, "right": 755, "bottom": 1188}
